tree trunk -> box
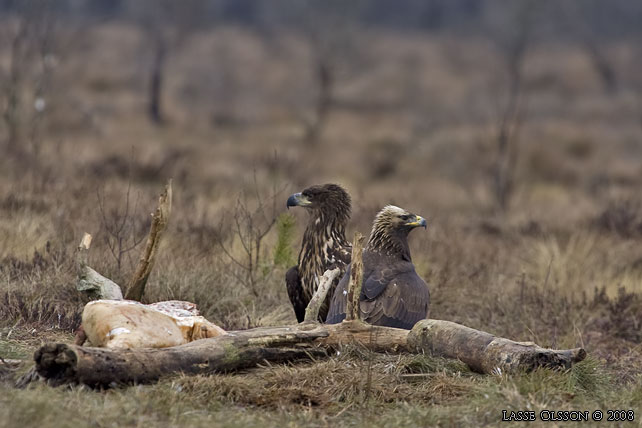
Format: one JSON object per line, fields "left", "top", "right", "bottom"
{"left": 4, "top": 20, "right": 27, "bottom": 154}
{"left": 148, "top": 39, "right": 166, "bottom": 125}
{"left": 304, "top": 58, "right": 333, "bottom": 144}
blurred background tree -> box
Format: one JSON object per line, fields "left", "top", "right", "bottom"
{"left": 1, "top": 0, "right": 641, "bottom": 212}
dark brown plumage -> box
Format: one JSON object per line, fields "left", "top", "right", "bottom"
{"left": 326, "top": 205, "right": 430, "bottom": 329}
{"left": 285, "top": 184, "right": 352, "bottom": 322}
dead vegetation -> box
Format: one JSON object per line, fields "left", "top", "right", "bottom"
{"left": 175, "top": 351, "right": 475, "bottom": 409}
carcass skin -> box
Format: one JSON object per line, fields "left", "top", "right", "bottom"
{"left": 81, "top": 300, "right": 226, "bottom": 349}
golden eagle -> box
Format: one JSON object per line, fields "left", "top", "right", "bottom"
{"left": 326, "top": 205, "right": 430, "bottom": 329}
{"left": 285, "top": 184, "right": 352, "bottom": 322}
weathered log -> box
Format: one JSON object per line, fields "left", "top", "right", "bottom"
{"left": 321, "top": 320, "right": 409, "bottom": 353}
{"left": 76, "top": 233, "right": 123, "bottom": 300}
{"left": 33, "top": 319, "right": 585, "bottom": 385}
{"left": 125, "top": 179, "right": 172, "bottom": 301}
{"left": 407, "top": 319, "right": 587, "bottom": 374}
{"left": 35, "top": 324, "right": 330, "bottom": 386}
{"left": 34, "top": 323, "right": 395, "bottom": 386}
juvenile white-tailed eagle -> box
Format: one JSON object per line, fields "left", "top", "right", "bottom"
{"left": 326, "top": 205, "right": 430, "bottom": 329}
{"left": 285, "top": 184, "right": 352, "bottom": 322}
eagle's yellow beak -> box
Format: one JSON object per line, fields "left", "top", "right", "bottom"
{"left": 405, "top": 215, "right": 427, "bottom": 229}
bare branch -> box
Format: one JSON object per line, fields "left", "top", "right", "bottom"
{"left": 125, "top": 179, "right": 173, "bottom": 301}
{"left": 346, "top": 232, "right": 365, "bottom": 321}
{"left": 304, "top": 268, "right": 341, "bottom": 322}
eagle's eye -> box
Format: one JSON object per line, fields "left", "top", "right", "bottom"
{"left": 400, "top": 214, "right": 410, "bottom": 221}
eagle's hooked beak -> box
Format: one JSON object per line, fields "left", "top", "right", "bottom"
{"left": 286, "top": 192, "right": 312, "bottom": 209}
{"left": 405, "top": 215, "right": 427, "bottom": 229}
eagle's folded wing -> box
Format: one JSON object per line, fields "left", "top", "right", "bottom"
{"left": 360, "top": 270, "right": 430, "bottom": 329}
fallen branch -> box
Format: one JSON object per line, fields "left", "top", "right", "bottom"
{"left": 35, "top": 324, "right": 330, "bottom": 386}
{"left": 125, "top": 179, "right": 172, "bottom": 301}
{"left": 304, "top": 268, "right": 340, "bottom": 322}
{"left": 408, "top": 319, "right": 586, "bottom": 374}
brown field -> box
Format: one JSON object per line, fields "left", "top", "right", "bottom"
{"left": 1, "top": 14, "right": 642, "bottom": 428}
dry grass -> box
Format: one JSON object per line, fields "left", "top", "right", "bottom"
{"left": 1, "top": 351, "right": 638, "bottom": 428}
{"left": 1, "top": 21, "right": 642, "bottom": 427}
